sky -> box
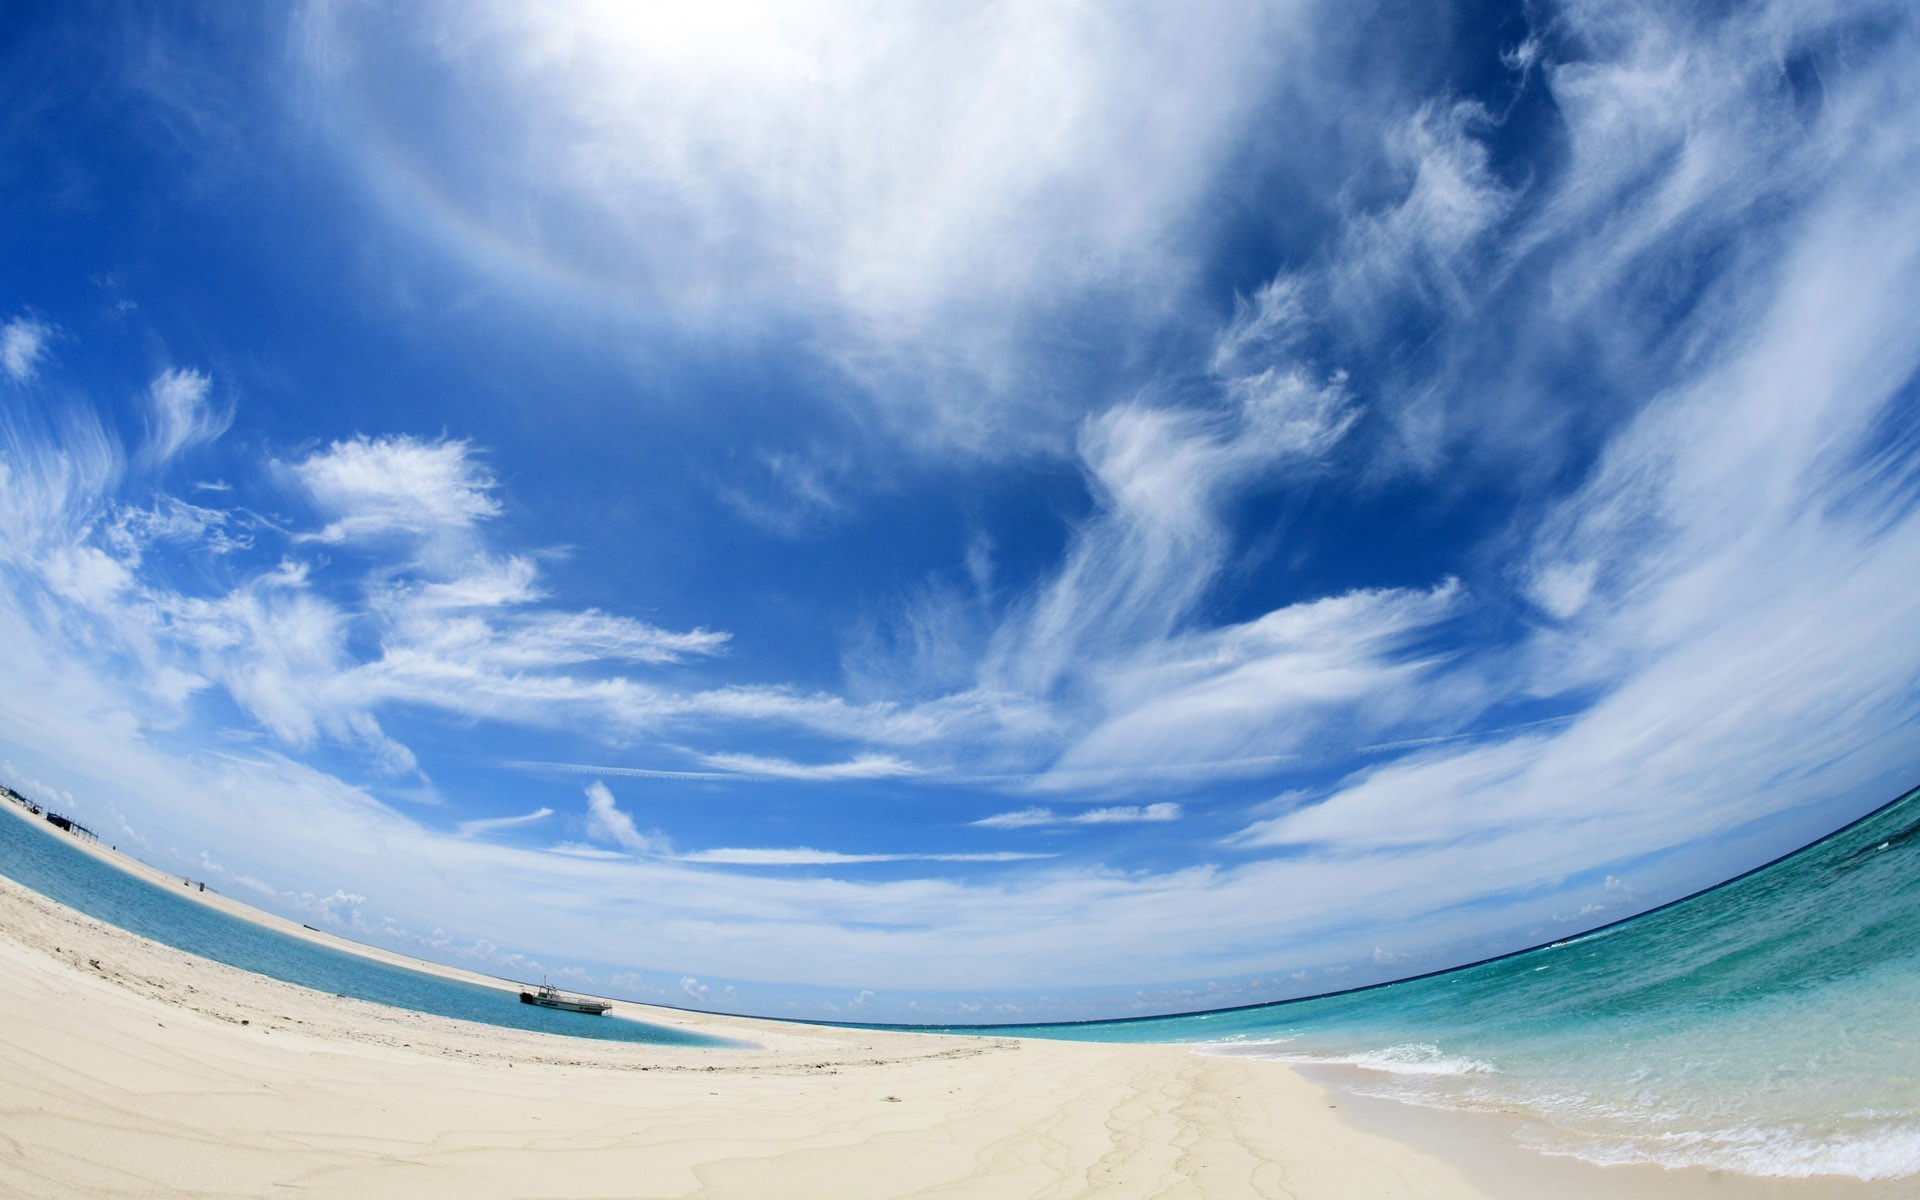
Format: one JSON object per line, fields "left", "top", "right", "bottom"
{"left": 1, "top": 0, "right": 1918, "bottom": 1023}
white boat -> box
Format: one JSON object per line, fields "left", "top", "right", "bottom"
{"left": 518, "top": 980, "right": 612, "bottom": 1015}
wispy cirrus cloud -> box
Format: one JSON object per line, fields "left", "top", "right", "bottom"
{"left": 692, "top": 751, "right": 919, "bottom": 781}
{"left": 573, "top": 779, "right": 1047, "bottom": 866}
{"left": 0, "top": 422, "right": 754, "bottom": 776}
{"left": 973, "top": 803, "right": 1182, "bottom": 830}
{"left": 141, "top": 367, "right": 232, "bottom": 466}
{"left": 456, "top": 806, "right": 553, "bottom": 838}
{"left": 1233, "top": 4, "right": 1920, "bottom": 881}
{"left": 675, "top": 847, "right": 1053, "bottom": 866}
{"left": 288, "top": 435, "right": 502, "bottom": 545}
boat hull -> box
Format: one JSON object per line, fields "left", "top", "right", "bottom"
{"left": 519, "top": 990, "right": 611, "bottom": 1015}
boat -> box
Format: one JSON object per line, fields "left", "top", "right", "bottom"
{"left": 518, "top": 980, "right": 613, "bottom": 1015}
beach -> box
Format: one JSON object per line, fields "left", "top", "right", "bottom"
{"left": 0, "top": 840, "right": 1487, "bottom": 1199}
{"left": 0, "top": 806, "right": 1895, "bottom": 1198}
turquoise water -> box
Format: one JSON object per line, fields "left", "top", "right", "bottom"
{"left": 0, "top": 809, "right": 733, "bottom": 1048}
{"left": 933, "top": 787, "right": 1920, "bottom": 1181}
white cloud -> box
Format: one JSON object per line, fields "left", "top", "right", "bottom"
{"left": 1234, "top": 65, "right": 1920, "bottom": 880}
{"left": 301, "top": 0, "right": 1305, "bottom": 453}
{"left": 455, "top": 806, "right": 554, "bottom": 838}
{"left": 581, "top": 781, "right": 668, "bottom": 855}
{"left": 0, "top": 317, "right": 52, "bottom": 382}
{"left": 1327, "top": 100, "right": 1516, "bottom": 324}
{"left": 142, "top": 367, "right": 231, "bottom": 465}
{"left": 694, "top": 751, "right": 919, "bottom": 781}
{"left": 973, "top": 803, "right": 1182, "bottom": 830}
{"left": 108, "top": 497, "right": 255, "bottom": 559}
{"left": 1038, "top": 581, "right": 1461, "bottom": 783}
{"left": 1526, "top": 560, "right": 1598, "bottom": 621}
{"left": 289, "top": 435, "right": 502, "bottom": 544}
{"left": 512, "top": 760, "right": 735, "bottom": 782}
{"left": 931, "top": 370, "right": 1367, "bottom": 765}
{"left": 542, "top": 842, "right": 630, "bottom": 861}
{"left": 374, "top": 567, "right": 729, "bottom": 670}
{"left": 0, "top": 405, "right": 121, "bottom": 562}
{"left": 4, "top": 417, "right": 751, "bottom": 777}
{"left": 294, "top": 888, "right": 367, "bottom": 928}
{"left": 675, "top": 847, "right": 1052, "bottom": 866}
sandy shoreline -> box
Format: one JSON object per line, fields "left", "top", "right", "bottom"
{"left": 0, "top": 804, "right": 1489, "bottom": 1199}
{"left": 0, "top": 804, "right": 1889, "bottom": 1198}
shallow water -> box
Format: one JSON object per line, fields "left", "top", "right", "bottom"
{"left": 0, "top": 808, "right": 733, "bottom": 1048}
{"left": 932, "top": 787, "right": 1920, "bottom": 1182}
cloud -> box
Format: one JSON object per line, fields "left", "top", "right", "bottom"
{"left": 0, "top": 317, "right": 52, "bottom": 382}
{"left": 294, "top": 888, "right": 367, "bottom": 928}
{"left": 4, "top": 415, "right": 748, "bottom": 778}
{"left": 581, "top": 781, "right": 668, "bottom": 855}
{"left": 541, "top": 843, "right": 630, "bottom": 861}
{"left": 1525, "top": 560, "right": 1598, "bottom": 621}
{"left": 716, "top": 449, "right": 850, "bottom": 537}
{"left": 991, "top": 373, "right": 1358, "bottom": 699}
{"left": 5, "top": 0, "right": 1920, "bottom": 1024}
{"left": 455, "top": 806, "right": 553, "bottom": 838}
{"left": 300, "top": 0, "right": 1306, "bottom": 453}
{"left": 288, "top": 435, "right": 502, "bottom": 544}
{"left": 374, "top": 565, "right": 730, "bottom": 670}
{"left": 509, "top": 760, "right": 736, "bottom": 782}
{"left": 142, "top": 367, "right": 232, "bottom": 465}
{"left": 693, "top": 751, "right": 919, "bottom": 781}
{"left": 1233, "top": 49, "right": 1920, "bottom": 878}
{"left": 1036, "top": 581, "right": 1462, "bottom": 783}
{"left": 973, "top": 803, "right": 1182, "bottom": 830}
{"left": 675, "top": 847, "right": 1053, "bottom": 866}
{"left": 837, "top": 362, "right": 1392, "bottom": 787}
{"left": 1328, "top": 99, "right": 1516, "bottom": 325}
{"left": 107, "top": 496, "right": 256, "bottom": 559}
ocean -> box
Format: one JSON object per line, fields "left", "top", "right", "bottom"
{"left": 933, "top": 785, "right": 1920, "bottom": 1182}
{"left": 0, "top": 806, "right": 733, "bottom": 1048}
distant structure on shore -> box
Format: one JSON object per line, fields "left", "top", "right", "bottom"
{"left": 1, "top": 780, "right": 99, "bottom": 843}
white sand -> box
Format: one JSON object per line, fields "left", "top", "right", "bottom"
{"left": 0, "top": 805, "right": 1492, "bottom": 1198}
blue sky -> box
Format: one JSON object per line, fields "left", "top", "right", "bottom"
{"left": 3, "top": 0, "right": 1919, "bottom": 1022}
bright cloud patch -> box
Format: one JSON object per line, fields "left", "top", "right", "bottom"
{"left": 0, "top": 317, "right": 51, "bottom": 382}
{"left": 302, "top": 0, "right": 1299, "bottom": 450}
{"left": 291, "top": 435, "right": 503, "bottom": 544}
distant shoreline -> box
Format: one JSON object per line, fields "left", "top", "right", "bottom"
{"left": 0, "top": 795, "right": 540, "bottom": 991}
